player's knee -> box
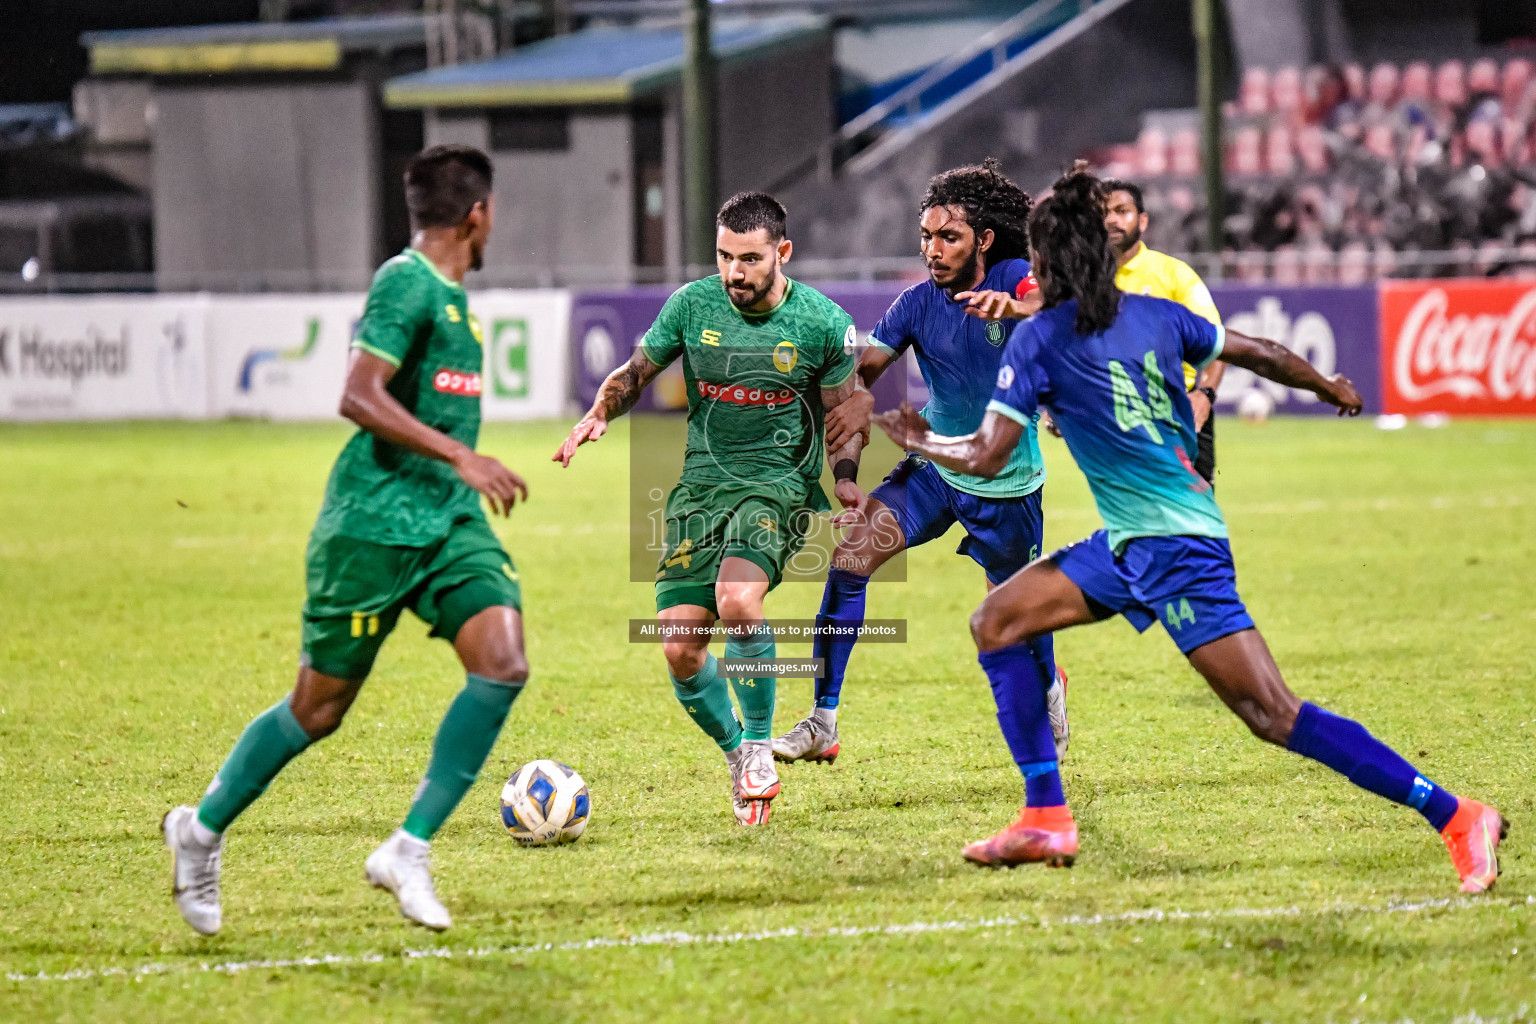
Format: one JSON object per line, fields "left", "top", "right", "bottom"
{"left": 969, "top": 601, "right": 1009, "bottom": 652}
{"left": 292, "top": 695, "right": 349, "bottom": 740}
{"left": 474, "top": 646, "right": 529, "bottom": 685}
{"left": 663, "top": 641, "right": 708, "bottom": 679}
{"left": 715, "top": 588, "right": 762, "bottom": 627}
{"left": 1236, "top": 700, "right": 1289, "bottom": 746}
{"left": 831, "top": 537, "right": 885, "bottom": 576}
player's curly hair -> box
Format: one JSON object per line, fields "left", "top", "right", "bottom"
{"left": 1027, "top": 162, "right": 1120, "bottom": 335}
{"left": 919, "top": 157, "right": 1033, "bottom": 268}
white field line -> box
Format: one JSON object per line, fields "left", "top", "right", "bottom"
{"left": 7, "top": 894, "right": 1532, "bottom": 985}
{"left": 1340, "top": 1010, "right": 1533, "bottom": 1024}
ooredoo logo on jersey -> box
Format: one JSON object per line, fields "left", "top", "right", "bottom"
{"left": 433, "top": 369, "right": 482, "bottom": 397}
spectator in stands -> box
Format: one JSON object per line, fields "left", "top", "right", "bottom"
{"left": 1466, "top": 115, "right": 1502, "bottom": 168}
{"left": 1364, "top": 62, "right": 1400, "bottom": 125}
{"left": 1305, "top": 65, "right": 1349, "bottom": 127}
{"left": 1430, "top": 60, "right": 1474, "bottom": 145}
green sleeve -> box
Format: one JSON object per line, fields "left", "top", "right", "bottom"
{"left": 639, "top": 286, "right": 689, "bottom": 368}
{"left": 352, "top": 261, "right": 432, "bottom": 368}
{"left": 820, "top": 307, "right": 858, "bottom": 388}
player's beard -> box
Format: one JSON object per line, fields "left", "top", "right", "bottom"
{"left": 469, "top": 239, "right": 485, "bottom": 272}
{"left": 932, "top": 240, "right": 981, "bottom": 295}
{"left": 726, "top": 266, "right": 778, "bottom": 311}
{"left": 1108, "top": 221, "right": 1141, "bottom": 258}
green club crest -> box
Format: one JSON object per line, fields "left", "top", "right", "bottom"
{"left": 985, "top": 321, "right": 1005, "bottom": 346}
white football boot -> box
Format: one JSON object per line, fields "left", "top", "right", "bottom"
{"left": 726, "top": 740, "right": 780, "bottom": 825}
{"left": 772, "top": 710, "right": 840, "bottom": 764}
{"left": 365, "top": 830, "right": 451, "bottom": 931}
{"left": 1047, "top": 665, "right": 1070, "bottom": 762}
{"left": 162, "top": 805, "right": 223, "bottom": 936}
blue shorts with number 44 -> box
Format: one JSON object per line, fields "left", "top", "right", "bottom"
{"left": 1050, "top": 530, "right": 1255, "bottom": 654}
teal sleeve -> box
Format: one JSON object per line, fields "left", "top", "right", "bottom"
{"left": 820, "top": 310, "right": 858, "bottom": 388}
{"left": 352, "top": 262, "right": 432, "bottom": 368}
{"left": 640, "top": 287, "right": 688, "bottom": 368}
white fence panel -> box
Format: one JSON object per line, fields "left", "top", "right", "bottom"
{"left": 0, "top": 289, "right": 572, "bottom": 422}
{"left": 0, "top": 296, "right": 211, "bottom": 420}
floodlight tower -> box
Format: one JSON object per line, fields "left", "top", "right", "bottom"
{"left": 1193, "top": 0, "right": 1226, "bottom": 265}
{"left": 683, "top": 0, "right": 719, "bottom": 270}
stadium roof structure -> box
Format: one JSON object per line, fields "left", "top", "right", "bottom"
{"left": 79, "top": 15, "right": 428, "bottom": 76}
{"left": 383, "top": 14, "right": 826, "bottom": 108}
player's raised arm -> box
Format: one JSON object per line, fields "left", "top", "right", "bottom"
{"left": 339, "top": 348, "right": 528, "bottom": 516}
{"left": 873, "top": 404, "right": 1024, "bottom": 480}
{"left": 1218, "top": 329, "right": 1363, "bottom": 416}
{"left": 552, "top": 346, "right": 666, "bottom": 467}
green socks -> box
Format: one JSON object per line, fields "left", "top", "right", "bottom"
{"left": 197, "top": 675, "right": 523, "bottom": 841}
{"left": 197, "top": 698, "right": 314, "bottom": 834}
{"left": 671, "top": 653, "right": 743, "bottom": 752}
{"left": 402, "top": 674, "right": 523, "bottom": 841}
{"left": 725, "top": 624, "right": 776, "bottom": 742}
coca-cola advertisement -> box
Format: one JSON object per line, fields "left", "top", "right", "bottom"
{"left": 1381, "top": 280, "right": 1536, "bottom": 416}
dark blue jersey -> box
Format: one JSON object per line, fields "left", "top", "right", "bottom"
{"left": 989, "top": 294, "right": 1226, "bottom": 550}
{"left": 869, "top": 258, "right": 1044, "bottom": 498}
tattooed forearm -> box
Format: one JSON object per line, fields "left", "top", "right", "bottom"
{"left": 595, "top": 351, "right": 661, "bottom": 420}
{"left": 821, "top": 377, "right": 866, "bottom": 476}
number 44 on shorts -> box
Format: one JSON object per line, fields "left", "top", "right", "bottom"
{"left": 1164, "top": 598, "right": 1197, "bottom": 630}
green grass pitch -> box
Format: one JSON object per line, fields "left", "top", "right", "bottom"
{"left": 2, "top": 416, "right": 1534, "bottom": 1022}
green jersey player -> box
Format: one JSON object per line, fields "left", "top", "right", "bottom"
{"left": 163, "top": 146, "right": 532, "bottom": 935}
{"left": 554, "top": 192, "right": 867, "bottom": 825}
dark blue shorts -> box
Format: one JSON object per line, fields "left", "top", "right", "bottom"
{"left": 871, "top": 455, "right": 1045, "bottom": 585}
{"left": 1050, "top": 530, "right": 1255, "bottom": 654}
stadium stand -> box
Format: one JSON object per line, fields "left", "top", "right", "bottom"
{"left": 1092, "top": 56, "right": 1536, "bottom": 280}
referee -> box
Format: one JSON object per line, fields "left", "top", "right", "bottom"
{"left": 1102, "top": 179, "right": 1223, "bottom": 485}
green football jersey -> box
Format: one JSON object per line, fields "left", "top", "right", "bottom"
{"left": 313, "top": 248, "right": 486, "bottom": 546}
{"left": 640, "top": 276, "right": 857, "bottom": 504}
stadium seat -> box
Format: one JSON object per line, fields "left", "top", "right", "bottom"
{"left": 1091, "top": 51, "right": 1536, "bottom": 279}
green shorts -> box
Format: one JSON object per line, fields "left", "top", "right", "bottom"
{"left": 301, "top": 515, "right": 522, "bottom": 679}
{"left": 654, "top": 478, "right": 814, "bottom": 615}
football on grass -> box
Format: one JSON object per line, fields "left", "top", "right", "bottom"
{"left": 501, "top": 760, "right": 590, "bottom": 845}
{"left": 1237, "top": 388, "right": 1276, "bottom": 423}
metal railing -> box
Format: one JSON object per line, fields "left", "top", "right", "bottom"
{"left": 760, "top": 0, "right": 1095, "bottom": 191}
{"left": 9, "top": 249, "right": 1536, "bottom": 294}
{"left": 570, "top": 0, "right": 1008, "bottom": 18}
{"left": 831, "top": 0, "right": 1089, "bottom": 162}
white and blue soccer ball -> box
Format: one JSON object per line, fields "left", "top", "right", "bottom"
{"left": 500, "top": 760, "right": 590, "bottom": 846}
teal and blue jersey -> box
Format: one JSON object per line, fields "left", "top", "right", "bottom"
{"left": 989, "top": 294, "right": 1228, "bottom": 552}
{"left": 869, "top": 258, "right": 1045, "bottom": 499}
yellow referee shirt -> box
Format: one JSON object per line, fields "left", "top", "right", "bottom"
{"left": 1115, "top": 243, "right": 1221, "bottom": 388}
